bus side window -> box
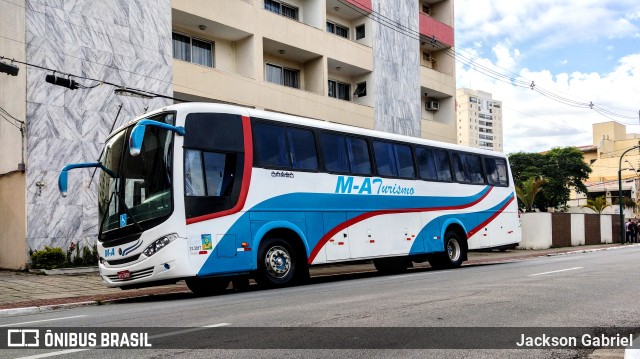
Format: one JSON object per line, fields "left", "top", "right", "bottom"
{"left": 320, "top": 133, "right": 350, "bottom": 173}
{"left": 345, "top": 137, "right": 371, "bottom": 175}
{"left": 486, "top": 158, "right": 508, "bottom": 186}
{"left": 453, "top": 153, "right": 485, "bottom": 185}
{"left": 394, "top": 144, "right": 415, "bottom": 179}
{"left": 253, "top": 123, "right": 290, "bottom": 168}
{"left": 373, "top": 141, "right": 398, "bottom": 177}
{"left": 287, "top": 127, "right": 318, "bottom": 171}
{"left": 184, "top": 149, "right": 236, "bottom": 197}
{"left": 416, "top": 147, "right": 437, "bottom": 180}
{"left": 434, "top": 149, "right": 452, "bottom": 181}
{"left": 185, "top": 149, "right": 206, "bottom": 196}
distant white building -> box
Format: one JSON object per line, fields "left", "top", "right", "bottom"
{"left": 455, "top": 88, "right": 504, "bottom": 152}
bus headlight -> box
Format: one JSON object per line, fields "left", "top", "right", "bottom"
{"left": 143, "top": 233, "right": 178, "bottom": 257}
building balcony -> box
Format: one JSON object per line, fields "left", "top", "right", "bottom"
{"left": 419, "top": 12, "right": 454, "bottom": 48}
{"left": 172, "top": 60, "right": 374, "bottom": 130}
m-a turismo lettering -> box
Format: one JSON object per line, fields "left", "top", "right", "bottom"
{"left": 335, "top": 176, "right": 415, "bottom": 195}
{"left": 516, "top": 333, "right": 633, "bottom": 347}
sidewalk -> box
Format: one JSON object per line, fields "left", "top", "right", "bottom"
{"left": 0, "top": 243, "right": 627, "bottom": 313}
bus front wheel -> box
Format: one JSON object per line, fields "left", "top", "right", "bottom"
{"left": 255, "top": 237, "right": 300, "bottom": 287}
{"left": 429, "top": 231, "right": 466, "bottom": 269}
{"left": 186, "top": 277, "right": 230, "bottom": 296}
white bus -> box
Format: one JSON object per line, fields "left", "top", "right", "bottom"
{"left": 59, "top": 103, "right": 521, "bottom": 294}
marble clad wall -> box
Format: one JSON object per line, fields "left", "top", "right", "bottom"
{"left": 372, "top": 0, "right": 420, "bottom": 137}
{"left": 25, "top": 0, "right": 173, "bottom": 252}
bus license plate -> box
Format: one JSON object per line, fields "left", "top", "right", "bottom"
{"left": 117, "top": 270, "right": 131, "bottom": 280}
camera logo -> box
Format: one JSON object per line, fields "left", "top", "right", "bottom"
{"left": 7, "top": 329, "right": 39, "bottom": 347}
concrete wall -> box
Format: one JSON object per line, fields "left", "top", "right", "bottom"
{"left": 520, "top": 213, "right": 619, "bottom": 249}
{"left": 0, "top": 172, "right": 28, "bottom": 269}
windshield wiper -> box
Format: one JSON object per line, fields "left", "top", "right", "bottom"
{"left": 98, "top": 190, "right": 144, "bottom": 240}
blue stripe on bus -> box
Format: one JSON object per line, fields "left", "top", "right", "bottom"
{"left": 196, "top": 186, "right": 510, "bottom": 276}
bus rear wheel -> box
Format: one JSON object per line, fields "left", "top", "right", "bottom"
{"left": 186, "top": 277, "right": 230, "bottom": 296}
{"left": 429, "top": 231, "right": 466, "bottom": 269}
{"left": 255, "top": 237, "right": 300, "bottom": 287}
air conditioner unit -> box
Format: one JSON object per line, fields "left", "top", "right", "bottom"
{"left": 426, "top": 100, "right": 439, "bottom": 111}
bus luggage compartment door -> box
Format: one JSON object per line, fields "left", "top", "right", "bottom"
{"left": 323, "top": 212, "right": 350, "bottom": 261}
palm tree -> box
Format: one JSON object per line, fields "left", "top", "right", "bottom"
{"left": 582, "top": 196, "right": 611, "bottom": 214}
{"left": 515, "top": 177, "right": 545, "bottom": 212}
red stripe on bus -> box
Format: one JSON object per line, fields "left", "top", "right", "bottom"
{"left": 186, "top": 116, "right": 254, "bottom": 225}
{"left": 466, "top": 196, "right": 515, "bottom": 238}
{"left": 307, "top": 187, "right": 495, "bottom": 264}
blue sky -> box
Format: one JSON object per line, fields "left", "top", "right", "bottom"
{"left": 454, "top": 0, "right": 640, "bottom": 154}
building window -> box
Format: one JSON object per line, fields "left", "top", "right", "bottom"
{"left": 356, "top": 24, "right": 365, "bottom": 40}
{"left": 265, "top": 63, "right": 300, "bottom": 89}
{"left": 265, "top": 0, "right": 299, "bottom": 20}
{"left": 354, "top": 81, "right": 367, "bottom": 97}
{"left": 327, "top": 21, "right": 349, "bottom": 38}
{"left": 328, "top": 80, "right": 350, "bottom": 101}
{"left": 172, "top": 32, "right": 214, "bottom": 67}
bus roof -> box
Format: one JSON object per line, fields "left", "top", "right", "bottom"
{"left": 120, "top": 102, "right": 506, "bottom": 158}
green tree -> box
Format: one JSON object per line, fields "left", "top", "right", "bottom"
{"left": 582, "top": 196, "right": 610, "bottom": 214}
{"left": 508, "top": 147, "right": 592, "bottom": 211}
{"left": 515, "top": 177, "right": 546, "bottom": 212}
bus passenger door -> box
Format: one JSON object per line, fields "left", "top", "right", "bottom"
{"left": 323, "top": 212, "right": 350, "bottom": 261}
{"left": 347, "top": 213, "right": 389, "bottom": 259}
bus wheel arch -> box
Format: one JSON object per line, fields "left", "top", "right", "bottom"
{"left": 254, "top": 227, "right": 309, "bottom": 287}
{"left": 429, "top": 223, "right": 468, "bottom": 269}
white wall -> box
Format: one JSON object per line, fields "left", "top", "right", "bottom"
{"left": 519, "top": 213, "right": 553, "bottom": 249}
{"left": 600, "top": 215, "right": 613, "bottom": 243}
{"left": 570, "top": 214, "right": 585, "bottom": 246}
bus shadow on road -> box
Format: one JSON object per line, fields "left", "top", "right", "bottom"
{"left": 111, "top": 261, "right": 506, "bottom": 305}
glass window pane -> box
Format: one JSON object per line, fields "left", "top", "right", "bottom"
{"left": 496, "top": 159, "right": 508, "bottom": 186}
{"left": 283, "top": 68, "right": 299, "bottom": 88}
{"left": 336, "top": 25, "right": 348, "bottom": 38}
{"left": 434, "top": 149, "right": 452, "bottom": 181}
{"left": 328, "top": 80, "right": 336, "bottom": 98}
{"left": 254, "top": 123, "right": 290, "bottom": 168}
{"left": 185, "top": 149, "right": 205, "bottom": 196}
{"left": 452, "top": 153, "right": 468, "bottom": 182}
{"left": 466, "top": 154, "right": 485, "bottom": 184}
{"left": 266, "top": 64, "right": 283, "bottom": 84}
{"left": 326, "top": 22, "right": 335, "bottom": 33}
{"left": 356, "top": 24, "right": 365, "bottom": 40}
{"left": 172, "top": 33, "right": 191, "bottom": 62}
{"left": 321, "top": 133, "right": 349, "bottom": 173}
{"left": 373, "top": 141, "right": 397, "bottom": 177}
{"left": 416, "top": 147, "right": 437, "bottom": 180}
{"left": 265, "top": 0, "right": 280, "bottom": 14}
{"left": 282, "top": 4, "right": 298, "bottom": 20}
{"left": 337, "top": 82, "right": 350, "bottom": 100}
{"left": 288, "top": 128, "right": 318, "bottom": 170}
{"left": 192, "top": 39, "right": 213, "bottom": 67}
{"left": 346, "top": 137, "right": 371, "bottom": 175}
{"left": 203, "top": 152, "right": 226, "bottom": 196}
{"left": 485, "top": 158, "right": 499, "bottom": 186}
{"left": 394, "top": 144, "right": 415, "bottom": 178}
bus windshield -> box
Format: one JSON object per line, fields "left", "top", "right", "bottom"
{"left": 98, "top": 113, "right": 175, "bottom": 240}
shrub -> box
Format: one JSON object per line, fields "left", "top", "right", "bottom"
{"left": 31, "top": 246, "right": 67, "bottom": 269}
{"left": 82, "top": 245, "right": 98, "bottom": 266}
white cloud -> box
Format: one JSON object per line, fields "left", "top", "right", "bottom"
{"left": 456, "top": 50, "right": 640, "bottom": 154}
{"left": 456, "top": 0, "right": 640, "bottom": 50}
{"left": 560, "top": 59, "right": 568, "bottom": 65}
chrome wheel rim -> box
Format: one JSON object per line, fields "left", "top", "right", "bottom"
{"left": 447, "top": 238, "right": 460, "bottom": 262}
{"left": 265, "top": 246, "right": 291, "bottom": 279}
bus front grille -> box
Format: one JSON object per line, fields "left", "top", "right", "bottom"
{"left": 106, "top": 267, "right": 154, "bottom": 282}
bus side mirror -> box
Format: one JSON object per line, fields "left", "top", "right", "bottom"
{"left": 58, "top": 162, "right": 116, "bottom": 197}
{"left": 58, "top": 170, "right": 69, "bottom": 197}
{"left": 129, "top": 119, "right": 185, "bottom": 157}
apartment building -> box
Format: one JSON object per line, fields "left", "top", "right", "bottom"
{"left": 456, "top": 88, "right": 504, "bottom": 152}
{"left": 0, "top": 0, "right": 456, "bottom": 269}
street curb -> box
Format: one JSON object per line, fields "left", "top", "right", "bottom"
{"left": 0, "top": 301, "right": 98, "bottom": 318}
{"left": 546, "top": 243, "right": 640, "bottom": 257}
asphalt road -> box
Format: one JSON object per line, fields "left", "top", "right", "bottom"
{"left": 2, "top": 246, "right": 640, "bottom": 359}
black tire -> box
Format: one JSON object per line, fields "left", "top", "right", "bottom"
{"left": 255, "top": 237, "right": 302, "bottom": 287}
{"left": 429, "top": 231, "right": 466, "bottom": 269}
{"left": 185, "top": 277, "right": 230, "bottom": 296}
{"left": 373, "top": 257, "right": 411, "bottom": 274}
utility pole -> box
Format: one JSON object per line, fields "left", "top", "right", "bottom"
{"left": 618, "top": 145, "right": 640, "bottom": 244}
